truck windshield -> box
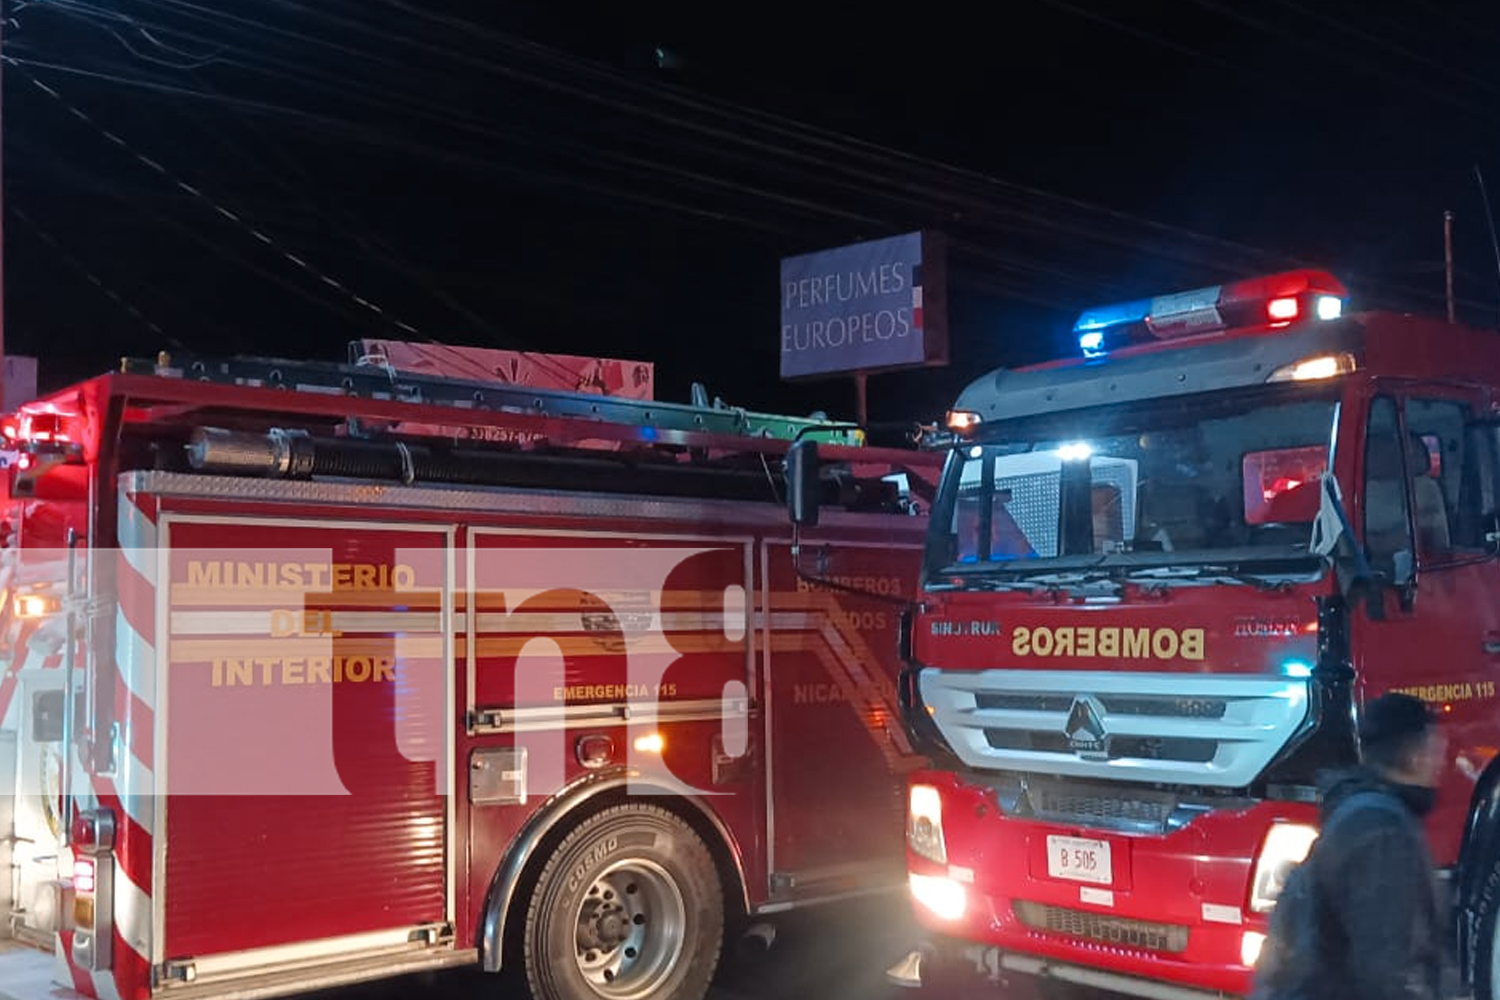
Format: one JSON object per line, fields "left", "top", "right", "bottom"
{"left": 928, "top": 385, "right": 1340, "bottom": 579}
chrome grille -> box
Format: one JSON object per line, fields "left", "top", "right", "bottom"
{"left": 975, "top": 692, "right": 1228, "bottom": 719}
{"left": 1026, "top": 782, "right": 1174, "bottom": 829}
{"left": 1014, "top": 900, "right": 1189, "bottom": 954}
{"left": 921, "top": 669, "right": 1310, "bottom": 787}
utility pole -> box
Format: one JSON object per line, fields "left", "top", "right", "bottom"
{"left": 1445, "top": 210, "right": 1456, "bottom": 324}
{"left": 1, "top": 0, "right": 8, "bottom": 411}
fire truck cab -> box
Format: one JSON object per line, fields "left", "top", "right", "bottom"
{"left": 792, "top": 269, "right": 1500, "bottom": 1000}
{"left": 0, "top": 350, "right": 939, "bottom": 1000}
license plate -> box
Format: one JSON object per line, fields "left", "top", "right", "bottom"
{"left": 1046, "top": 835, "right": 1112, "bottom": 885}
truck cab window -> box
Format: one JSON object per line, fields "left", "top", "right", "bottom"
{"left": 1405, "top": 396, "right": 1481, "bottom": 556}
{"left": 1363, "top": 396, "right": 1413, "bottom": 576}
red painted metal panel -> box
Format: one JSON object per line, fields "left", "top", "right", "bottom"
{"left": 161, "top": 519, "right": 450, "bottom": 959}
{"left": 764, "top": 541, "right": 926, "bottom": 885}
{"left": 460, "top": 530, "right": 765, "bottom": 926}
{"left": 470, "top": 534, "right": 749, "bottom": 713}
{"left": 914, "top": 586, "right": 1320, "bottom": 676}
{"left": 907, "top": 768, "right": 1298, "bottom": 998}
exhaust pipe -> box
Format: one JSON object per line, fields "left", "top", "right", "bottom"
{"left": 183, "top": 427, "right": 792, "bottom": 501}
{"left": 735, "top": 922, "right": 777, "bottom": 962}
{"left": 885, "top": 948, "right": 926, "bottom": 989}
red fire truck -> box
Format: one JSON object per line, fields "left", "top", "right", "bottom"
{"left": 789, "top": 268, "right": 1500, "bottom": 1000}
{"left": 0, "top": 350, "right": 939, "bottom": 1000}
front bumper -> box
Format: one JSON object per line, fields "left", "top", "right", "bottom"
{"left": 905, "top": 770, "right": 1316, "bottom": 999}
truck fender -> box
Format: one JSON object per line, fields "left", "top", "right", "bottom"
{"left": 1456, "top": 754, "right": 1500, "bottom": 986}
{"left": 478, "top": 767, "right": 751, "bottom": 973}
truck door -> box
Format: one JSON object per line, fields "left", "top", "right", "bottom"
{"left": 761, "top": 533, "right": 926, "bottom": 900}
{"left": 159, "top": 516, "right": 456, "bottom": 975}
{"left": 1351, "top": 388, "right": 1499, "bottom": 863}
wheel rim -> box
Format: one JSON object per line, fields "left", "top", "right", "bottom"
{"left": 1491, "top": 905, "right": 1500, "bottom": 1000}
{"left": 572, "top": 857, "right": 686, "bottom": 999}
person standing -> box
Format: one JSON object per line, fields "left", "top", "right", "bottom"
{"left": 1251, "top": 692, "right": 1448, "bottom": 1000}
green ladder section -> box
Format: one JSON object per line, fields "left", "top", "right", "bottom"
{"left": 120, "top": 352, "right": 863, "bottom": 446}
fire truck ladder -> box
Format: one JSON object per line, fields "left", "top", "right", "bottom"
{"left": 119, "top": 351, "right": 863, "bottom": 445}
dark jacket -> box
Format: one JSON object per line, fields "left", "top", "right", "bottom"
{"left": 1259, "top": 766, "right": 1444, "bottom": 1000}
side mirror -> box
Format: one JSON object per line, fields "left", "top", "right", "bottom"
{"left": 1392, "top": 549, "right": 1414, "bottom": 588}
{"left": 786, "top": 439, "right": 821, "bottom": 527}
{"left": 1467, "top": 421, "right": 1500, "bottom": 553}
{"left": 1393, "top": 550, "right": 1418, "bottom": 612}
{"left": 1484, "top": 511, "right": 1500, "bottom": 555}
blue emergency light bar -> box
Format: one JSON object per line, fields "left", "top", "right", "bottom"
{"left": 1074, "top": 270, "right": 1348, "bottom": 358}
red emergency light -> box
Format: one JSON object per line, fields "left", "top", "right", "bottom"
{"left": 1075, "top": 269, "right": 1349, "bottom": 356}
{"left": 71, "top": 807, "right": 116, "bottom": 854}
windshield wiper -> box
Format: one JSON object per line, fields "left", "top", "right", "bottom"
{"left": 1123, "top": 564, "right": 1306, "bottom": 591}
{"left": 934, "top": 561, "right": 1123, "bottom": 595}
{"left": 929, "top": 572, "right": 1053, "bottom": 593}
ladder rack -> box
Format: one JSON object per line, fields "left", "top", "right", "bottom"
{"left": 120, "top": 352, "right": 863, "bottom": 446}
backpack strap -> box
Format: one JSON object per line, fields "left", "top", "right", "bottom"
{"left": 1320, "top": 789, "right": 1409, "bottom": 842}
{"left": 1303, "top": 789, "right": 1411, "bottom": 881}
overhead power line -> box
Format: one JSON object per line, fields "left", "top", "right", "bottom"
{"left": 14, "top": 0, "right": 1493, "bottom": 327}
{"left": 9, "top": 203, "right": 182, "bottom": 346}
{"left": 66, "top": 0, "right": 1300, "bottom": 275}
{"left": 8, "top": 57, "right": 431, "bottom": 340}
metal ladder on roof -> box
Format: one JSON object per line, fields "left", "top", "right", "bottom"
{"left": 119, "top": 351, "right": 863, "bottom": 445}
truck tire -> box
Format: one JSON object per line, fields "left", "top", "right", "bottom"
{"left": 1475, "top": 854, "right": 1500, "bottom": 1000}
{"left": 522, "top": 804, "right": 724, "bottom": 1000}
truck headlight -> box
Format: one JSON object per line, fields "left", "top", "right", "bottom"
{"left": 1248, "top": 822, "right": 1318, "bottom": 912}
{"left": 908, "top": 784, "right": 947, "bottom": 864}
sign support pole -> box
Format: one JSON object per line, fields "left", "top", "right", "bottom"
{"left": 1, "top": 0, "right": 8, "bottom": 413}
{"left": 853, "top": 371, "right": 869, "bottom": 427}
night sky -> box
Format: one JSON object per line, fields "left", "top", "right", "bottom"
{"left": 6, "top": 0, "right": 1500, "bottom": 424}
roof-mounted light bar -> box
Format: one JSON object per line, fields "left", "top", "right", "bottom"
{"left": 1074, "top": 269, "right": 1348, "bottom": 358}
{"left": 1265, "top": 351, "right": 1358, "bottom": 383}
{"left": 946, "top": 410, "right": 982, "bottom": 434}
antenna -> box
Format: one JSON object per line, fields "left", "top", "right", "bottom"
{"left": 1474, "top": 163, "right": 1500, "bottom": 327}
{"left": 1445, "top": 210, "right": 1456, "bottom": 323}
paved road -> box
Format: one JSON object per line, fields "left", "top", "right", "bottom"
{"left": 1, "top": 895, "right": 1073, "bottom": 1000}
{"left": 305, "top": 895, "right": 1050, "bottom": 1000}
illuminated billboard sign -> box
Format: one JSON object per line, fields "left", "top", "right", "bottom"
{"left": 779, "top": 231, "right": 948, "bottom": 380}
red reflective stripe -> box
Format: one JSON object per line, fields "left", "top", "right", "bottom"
{"left": 109, "top": 682, "right": 154, "bottom": 773}
{"left": 88, "top": 791, "right": 150, "bottom": 897}
{"left": 116, "top": 557, "right": 155, "bottom": 649}
{"left": 113, "top": 928, "right": 152, "bottom": 1000}
{"left": 57, "top": 933, "right": 98, "bottom": 998}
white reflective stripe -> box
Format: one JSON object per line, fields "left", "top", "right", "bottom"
{"left": 169, "top": 609, "right": 809, "bottom": 636}
{"left": 168, "top": 610, "right": 445, "bottom": 636}
{"left": 19, "top": 633, "right": 53, "bottom": 671}
{"left": 115, "top": 749, "right": 154, "bottom": 836}
{"left": 89, "top": 966, "right": 124, "bottom": 1000}
{"left": 118, "top": 545, "right": 157, "bottom": 589}
{"left": 752, "top": 612, "right": 819, "bottom": 629}
{"left": 118, "top": 492, "right": 159, "bottom": 546}
{"left": 51, "top": 932, "right": 77, "bottom": 992}
{"left": 115, "top": 607, "right": 156, "bottom": 710}
{"left": 810, "top": 642, "right": 915, "bottom": 762}
{"left": 114, "top": 860, "right": 152, "bottom": 964}
{"left": 472, "top": 611, "right": 730, "bottom": 633}
{"left": 474, "top": 697, "right": 747, "bottom": 734}
{"left": 184, "top": 926, "right": 435, "bottom": 979}
{"left": 169, "top": 611, "right": 744, "bottom": 654}
{"left": 820, "top": 623, "right": 881, "bottom": 690}
{"left": 467, "top": 587, "right": 674, "bottom": 604}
